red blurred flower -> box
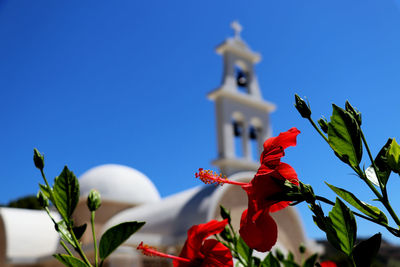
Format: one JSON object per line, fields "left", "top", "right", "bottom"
{"left": 320, "top": 261, "right": 337, "bottom": 267}
{"left": 137, "top": 219, "right": 233, "bottom": 267}
{"left": 196, "top": 128, "right": 300, "bottom": 252}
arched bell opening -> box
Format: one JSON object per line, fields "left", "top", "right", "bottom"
{"left": 234, "top": 61, "right": 251, "bottom": 94}
{"left": 231, "top": 112, "right": 246, "bottom": 159}
{"left": 249, "top": 117, "right": 264, "bottom": 161}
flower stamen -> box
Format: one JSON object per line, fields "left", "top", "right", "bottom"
{"left": 195, "top": 168, "right": 248, "bottom": 186}
{"left": 137, "top": 242, "right": 191, "bottom": 263}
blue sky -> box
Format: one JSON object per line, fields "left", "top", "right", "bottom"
{"left": 2, "top": 0, "right": 400, "bottom": 244}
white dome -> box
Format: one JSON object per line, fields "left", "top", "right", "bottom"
{"left": 79, "top": 164, "right": 161, "bottom": 205}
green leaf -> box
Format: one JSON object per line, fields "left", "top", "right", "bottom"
{"left": 73, "top": 224, "right": 87, "bottom": 240}
{"left": 275, "top": 248, "right": 285, "bottom": 261}
{"left": 220, "top": 226, "right": 234, "bottom": 242}
{"left": 53, "top": 254, "right": 89, "bottom": 267}
{"left": 282, "top": 251, "right": 300, "bottom": 267}
{"left": 353, "top": 233, "right": 381, "bottom": 267}
{"left": 326, "top": 182, "right": 388, "bottom": 224}
{"left": 99, "top": 221, "right": 145, "bottom": 260}
{"left": 322, "top": 219, "right": 343, "bottom": 255}
{"left": 39, "top": 183, "right": 53, "bottom": 202}
{"left": 53, "top": 166, "right": 80, "bottom": 221}
{"left": 261, "top": 252, "right": 280, "bottom": 267}
{"left": 309, "top": 203, "right": 327, "bottom": 232}
{"left": 372, "top": 138, "right": 393, "bottom": 187}
{"left": 220, "top": 205, "right": 231, "bottom": 223}
{"left": 302, "top": 253, "right": 318, "bottom": 267}
{"left": 282, "top": 261, "right": 300, "bottom": 267}
{"left": 387, "top": 138, "right": 400, "bottom": 174}
{"left": 253, "top": 257, "right": 261, "bottom": 266}
{"left": 235, "top": 237, "right": 252, "bottom": 262}
{"left": 328, "top": 104, "right": 362, "bottom": 168}
{"left": 55, "top": 220, "right": 75, "bottom": 247}
{"left": 328, "top": 198, "right": 357, "bottom": 256}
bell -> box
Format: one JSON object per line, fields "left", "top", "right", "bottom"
{"left": 233, "top": 121, "right": 242, "bottom": 137}
{"left": 249, "top": 126, "right": 259, "bottom": 140}
{"left": 236, "top": 70, "right": 248, "bottom": 87}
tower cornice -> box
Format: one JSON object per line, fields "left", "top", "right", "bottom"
{"left": 207, "top": 88, "right": 276, "bottom": 113}
{"left": 216, "top": 38, "right": 261, "bottom": 63}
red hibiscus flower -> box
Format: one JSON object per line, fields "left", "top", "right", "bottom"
{"left": 320, "top": 261, "right": 337, "bottom": 267}
{"left": 196, "top": 128, "right": 300, "bottom": 252}
{"left": 137, "top": 219, "right": 233, "bottom": 267}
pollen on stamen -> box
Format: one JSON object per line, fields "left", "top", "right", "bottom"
{"left": 137, "top": 242, "right": 158, "bottom": 257}
{"left": 195, "top": 168, "right": 227, "bottom": 186}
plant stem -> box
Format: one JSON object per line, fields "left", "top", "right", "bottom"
{"left": 307, "top": 118, "right": 329, "bottom": 144}
{"left": 69, "top": 223, "right": 92, "bottom": 266}
{"left": 350, "top": 256, "right": 357, "bottom": 267}
{"left": 91, "top": 211, "right": 99, "bottom": 267}
{"left": 316, "top": 196, "right": 399, "bottom": 236}
{"left": 40, "top": 169, "right": 51, "bottom": 190}
{"left": 40, "top": 169, "right": 63, "bottom": 221}
{"left": 215, "top": 235, "right": 247, "bottom": 266}
{"left": 227, "top": 221, "right": 236, "bottom": 240}
{"left": 44, "top": 207, "right": 57, "bottom": 225}
{"left": 60, "top": 240, "right": 74, "bottom": 256}
{"left": 360, "top": 132, "right": 385, "bottom": 195}
{"left": 40, "top": 169, "right": 57, "bottom": 207}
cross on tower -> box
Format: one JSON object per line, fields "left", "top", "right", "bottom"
{"left": 230, "top": 20, "right": 242, "bottom": 39}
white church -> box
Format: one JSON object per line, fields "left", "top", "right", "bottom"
{"left": 0, "top": 22, "right": 321, "bottom": 267}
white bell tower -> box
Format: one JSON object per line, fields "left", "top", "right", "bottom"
{"left": 208, "top": 21, "right": 276, "bottom": 176}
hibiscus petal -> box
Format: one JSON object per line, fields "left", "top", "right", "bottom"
{"left": 200, "top": 239, "right": 233, "bottom": 267}
{"left": 249, "top": 171, "right": 286, "bottom": 209}
{"left": 179, "top": 219, "right": 228, "bottom": 261}
{"left": 259, "top": 127, "right": 300, "bottom": 170}
{"left": 260, "top": 146, "right": 285, "bottom": 168}
{"left": 256, "top": 163, "right": 277, "bottom": 175}
{"left": 320, "top": 261, "right": 337, "bottom": 267}
{"left": 269, "top": 201, "right": 292, "bottom": 213}
{"left": 263, "top": 127, "right": 300, "bottom": 151}
{"left": 239, "top": 208, "right": 278, "bottom": 252}
{"left": 276, "top": 163, "right": 298, "bottom": 183}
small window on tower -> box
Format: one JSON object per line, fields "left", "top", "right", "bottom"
{"left": 249, "top": 125, "right": 262, "bottom": 160}
{"left": 232, "top": 120, "right": 244, "bottom": 157}
{"left": 235, "top": 65, "right": 250, "bottom": 94}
